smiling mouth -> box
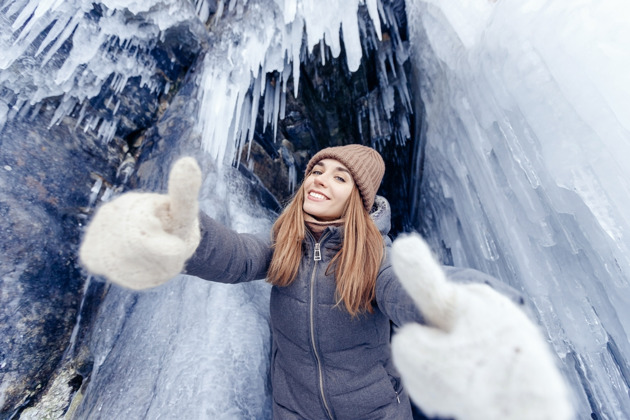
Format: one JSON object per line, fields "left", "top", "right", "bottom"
{"left": 308, "top": 191, "right": 328, "bottom": 200}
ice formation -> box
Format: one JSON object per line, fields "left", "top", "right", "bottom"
{"left": 195, "top": 0, "right": 411, "bottom": 165}
{"left": 2, "top": 0, "right": 629, "bottom": 418}
{"left": 407, "top": 1, "right": 630, "bottom": 417}
{"left": 0, "top": 0, "right": 208, "bottom": 138}
{"left": 71, "top": 166, "right": 277, "bottom": 419}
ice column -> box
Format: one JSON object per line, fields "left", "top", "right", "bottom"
{"left": 407, "top": 0, "right": 630, "bottom": 417}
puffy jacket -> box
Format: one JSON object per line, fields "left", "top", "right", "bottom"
{"left": 184, "top": 196, "right": 522, "bottom": 419}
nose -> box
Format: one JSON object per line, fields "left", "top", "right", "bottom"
{"left": 314, "top": 173, "right": 328, "bottom": 187}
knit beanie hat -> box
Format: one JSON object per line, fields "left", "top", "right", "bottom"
{"left": 305, "top": 144, "right": 385, "bottom": 211}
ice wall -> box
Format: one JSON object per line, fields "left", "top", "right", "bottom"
{"left": 2, "top": 0, "right": 413, "bottom": 417}
{"left": 407, "top": 1, "right": 630, "bottom": 417}
{"left": 7, "top": 0, "right": 629, "bottom": 417}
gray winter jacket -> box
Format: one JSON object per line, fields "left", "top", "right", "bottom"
{"left": 184, "top": 196, "right": 521, "bottom": 419}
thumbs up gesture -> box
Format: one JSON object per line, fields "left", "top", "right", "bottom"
{"left": 80, "top": 157, "right": 202, "bottom": 290}
{"left": 390, "top": 233, "right": 573, "bottom": 420}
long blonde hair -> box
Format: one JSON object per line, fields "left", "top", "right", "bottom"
{"left": 267, "top": 181, "right": 385, "bottom": 316}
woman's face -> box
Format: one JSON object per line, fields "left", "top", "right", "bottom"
{"left": 303, "top": 158, "right": 355, "bottom": 221}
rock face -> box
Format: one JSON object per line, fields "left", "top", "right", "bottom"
{"left": 0, "top": 0, "right": 415, "bottom": 417}
{"left": 0, "top": 8, "right": 207, "bottom": 417}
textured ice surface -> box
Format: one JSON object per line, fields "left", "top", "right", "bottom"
{"left": 407, "top": 1, "right": 630, "bottom": 417}
{"left": 0, "top": 0, "right": 208, "bottom": 139}
{"left": 3, "top": 0, "right": 630, "bottom": 418}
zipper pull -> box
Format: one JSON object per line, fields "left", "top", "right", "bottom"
{"left": 314, "top": 243, "right": 321, "bottom": 261}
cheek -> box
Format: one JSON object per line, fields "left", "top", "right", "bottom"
{"left": 335, "top": 187, "right": 354, "bottom": 210}
{"left": 342, "top": 185, "right": 355, "bottom": 201}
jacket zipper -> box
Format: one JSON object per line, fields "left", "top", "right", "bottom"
{"left": 308, "top": 232, "right": 334, "bottom": 420}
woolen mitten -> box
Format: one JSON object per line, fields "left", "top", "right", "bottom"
{"left": 390, "top": 233, "right": 573, "bottom": 420}
{"left": 79, "top": 157, "right": 202, "bottom": 290}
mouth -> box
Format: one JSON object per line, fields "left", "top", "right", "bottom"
{"left": 308, "top": 190, "right": 328, "bottom": 201}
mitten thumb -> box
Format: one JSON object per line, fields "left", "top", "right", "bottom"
{"left": 391, "top": 233, "right": 458, "bottom": 331}
{"left": 166, "top": 156, "right": 202, "bottom": 238}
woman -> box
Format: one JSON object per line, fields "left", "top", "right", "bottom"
{"left": 81, "top": 144, "right": 421, "bottom": 419}
{"left": 186, "top": 145, "right": 420, "bottom": 419}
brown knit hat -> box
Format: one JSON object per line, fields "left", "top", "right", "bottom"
{"left": 305, "top": 144, "right": 385, "bottom": 211}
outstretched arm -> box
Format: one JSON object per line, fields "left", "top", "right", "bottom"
{"left": 390, "top": 233, "right": 573, "bottom": 420}
{"left": 184, "top": 211, "right": 272, "bottom": 284}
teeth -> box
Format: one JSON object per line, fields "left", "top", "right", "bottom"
{"left": 309, "top": 192, "right": 326, "bottom": 200}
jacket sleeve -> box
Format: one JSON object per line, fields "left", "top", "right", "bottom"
{"left": 183, "top": 212, "right": 273, "bottom": 284}
{"left": 375, "top": 263, "right": 425, "bottom": 328}
{"left": 376, "top": 262, "right": 528, "bottom": 328}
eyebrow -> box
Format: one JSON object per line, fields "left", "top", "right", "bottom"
{"left": 315, "top": 161, "right": 351, "bottom": 175}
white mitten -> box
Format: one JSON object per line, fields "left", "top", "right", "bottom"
{"left": 390, "top": 233, "right": 573, "bottom": 420}
{"left": 79, "top": 157, "right": 202, "bottom": 290}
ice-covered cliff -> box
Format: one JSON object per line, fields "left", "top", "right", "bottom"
{"left": 1, "top": 0, "right": 628, "bottom": 418}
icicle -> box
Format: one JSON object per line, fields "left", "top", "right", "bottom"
{"left": 88, "top": 178, "right": 103, "bottom": 207}
{"left": 279, "top": 60, "right": 290, "bottom": 121}
{"left": 365, "top": 0, "right": 382, "bottom": 40}
{"left": 320, "top": 38, "right": 326, "bottom": 65}
{"left": 262, "top": 77, "right": 273, "bottom": 132}
{"left": 290, "top": 17, "right": 304, "bottom": 98}
{"left": 48, "top": 96, "right": 77, "bottom": 127}
{"left": 98, "top": 119, "right": 118, "bottom": 144}
{"left": 10, "top": 0, "right": 38, "bottom": 33}
{"left": 74, "top": 102, "right": 87, "bottom": 129}
{"left": 271, "top": 72, "right": 281, "bottom": 141}
{"left": 340, "top": 4, "right": 362, "bottom": 72}
{"left": 248, "top": 69, "right": 262, "bottom": 144}
{"left": 35, "top": 13, "right": 71, "bottom": 58}
{"left": 288, "top": 161, "right": 296, "bottom": 192}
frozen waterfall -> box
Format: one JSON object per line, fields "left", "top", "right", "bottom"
{"left": 1, "top": 0, "right": 629, "bottom": 418}
{"left": 407, "top": 1, "right": 630, "bottom": 418}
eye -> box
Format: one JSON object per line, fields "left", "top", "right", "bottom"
{"left": 312, "top": 170, "right": 323, "bottom": 175}
{"left": 335, "top": 175, "right": 346, "bottom": 183}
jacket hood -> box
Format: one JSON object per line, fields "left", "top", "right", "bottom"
{"left": 370, "top": 195, "right": 391, "bottom": 237}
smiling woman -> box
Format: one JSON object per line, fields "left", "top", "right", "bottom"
{"left": 81, "top": 144, "right": 423, "bottom": 419}
{"left": 186, "top": 144, "right": 420, "bottom": 419}
{"left": 267, "top": 145, "right": 387, "bottom": 319}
